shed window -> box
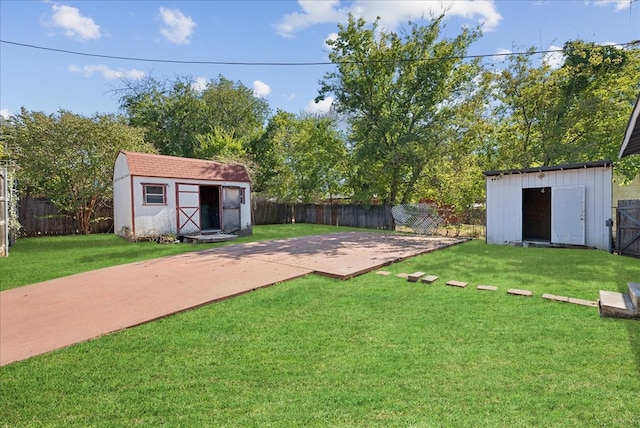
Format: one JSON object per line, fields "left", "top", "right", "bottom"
{"left": 143, "top": 184, "right": 167, "bottom": 205}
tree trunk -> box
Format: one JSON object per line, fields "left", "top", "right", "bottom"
{"left": 76, "top": 196, "right": 97, "bottom": 235}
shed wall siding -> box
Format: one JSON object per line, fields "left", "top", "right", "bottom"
{"left": 486, "top": 165, "right": 612, "bottom": 250}
{"left": 113, "top": 154, "right": 132, "bottom": 238}
{"left": 131, "top": 176, "right": 251, "bottom": 239}
{"left": 132, "top": 177, "right": 177, "bottom": 237}
{"left": 486, "top": 174, "right": 522, "bottom": 245}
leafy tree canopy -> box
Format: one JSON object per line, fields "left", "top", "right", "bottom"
{"left": 2, "top": 109, "right": 155, "bottom": 234}
{"left": 116, "top": 74, "right": 270, "bottom": 161}
{"left": 317, "top": 13, "right": 482, "bottom": 205}
{"left": 486, "top": 41, "right": 640, "bottom": 182}
{"left": 249, "top": 110, "right": 348, "bottom": 203}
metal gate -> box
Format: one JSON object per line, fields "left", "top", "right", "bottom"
{"left": 616, "top": 199, "right": 640, "bottom": 258}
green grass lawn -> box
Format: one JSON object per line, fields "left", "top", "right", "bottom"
{"left": 1, "top": 226, "right": 639, "bottom": 427}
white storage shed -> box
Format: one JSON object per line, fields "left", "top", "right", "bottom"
{"left": 484, "top": 160, "right": 613, "bottom": 250}
{"left": 113, "top": 151, "right": 252, "bottom": 240}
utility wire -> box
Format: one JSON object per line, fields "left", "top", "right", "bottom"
{"left": 1, "top": 39, "right": 639, "bottom": 66}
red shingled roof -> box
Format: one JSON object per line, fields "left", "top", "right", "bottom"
{"left": 120, "top": 151, "right": 251, "bottom": 182}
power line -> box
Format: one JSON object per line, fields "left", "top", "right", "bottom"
{"left": 1, "top": 39, "right": 639, "bottom": 66}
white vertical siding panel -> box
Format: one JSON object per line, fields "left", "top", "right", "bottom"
{"left": 588, "top": 167, "right": 599, "bottom": 248}
{"left": 486, "top": 174, "right": 523, "bottom": 245}
{"left": 591, "top": 166, "right": 612, "bottom": 250}
{"left": 486, "top": 176, "right": 501, "bottom": 244}
{"left": 603, "top": 166, "right": 613, "bottom": 250}
{"left": 113, "top": 153, "right": 132, "bottom": 238}
{"left": 509, "top": 175, "right": 523, "bottom": 244}
{"left": 544, "top": 172, "right": 554, "bottom": 188}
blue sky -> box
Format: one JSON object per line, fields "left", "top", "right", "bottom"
{"left": 1, "top": 1, "right": 639, "bottom": 120}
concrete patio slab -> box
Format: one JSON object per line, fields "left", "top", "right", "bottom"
{"left": 1, "top": 232, "right": 467, "bottom": 366}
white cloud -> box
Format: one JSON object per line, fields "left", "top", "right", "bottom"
{"left": 277, "top": 0, "right": 502, "bottom": 37}
{"left": 593, "top": 1, "right": 630, "bottom": 11}
{"left": 253, "top": 80, "right": 272, "bottom": 98}
{"left": 44, "top": 4, "right": 101, "bottom": 41}
{"left": 305, "top": 97, "right": 333, "bottom": 114}
{"left": 0, "top": 109, "right": 10, "bottom": 120}
{"left": 543, "top": 45, "right": 564, "bottom": 69}
{"left": 277, "top": 0, "right": 346, "bottom": 37}
{"left": 325, "top": 32, "right": 339, "bottom": 51}
{"left": 68, "top": 64, "right": 145, "bottom": 80}
{"left": 159, "top": 7, "right": 197, "bottom": 45}
{"left": 191, "top": 77, "right": 208, "bottom": 92}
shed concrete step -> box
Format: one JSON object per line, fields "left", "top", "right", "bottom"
{"left": 598, "top": 290, "right": 640, "bottom": 320}
{"left": 183, "top": 234, "right": 238, "bottom": 244}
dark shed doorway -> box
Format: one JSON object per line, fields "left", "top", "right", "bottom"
{"left": 200, "top": 185, "right": 221, "bottom": 230}
{"left": 523, "top": 187, "right": 551, "bottom": 241}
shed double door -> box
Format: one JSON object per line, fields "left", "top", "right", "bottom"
{"left": 177, "top": 184, "right": 241, "bottom": 235}
{"left": 551, "top": 185, "right": 585, "bottom": 246}
{"left": 221, "top": 187, "right": 241, "bottom": 232}
{"left": 523, "top": 185, "right": 585, "bottom": 246}
{"left": 177, "top": 184, "right": 201, "bottom": 235}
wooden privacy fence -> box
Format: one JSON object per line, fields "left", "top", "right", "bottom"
{"left": 616, "top": 199, "right": 640, "bottom": 258}
{"left": 251, "top": 199, "right": 293, "bottom": 224}
{"left": 19, "top": 198, "right": 395, "bottom": 236}
{"left": 19, "top": 198, "right": 113, "bottom": 237}
{"left": 17, "top": 199, "right": 490, "bottom": 236}
{"left": 292, "top": 204, "right": 394, "bottom": 230}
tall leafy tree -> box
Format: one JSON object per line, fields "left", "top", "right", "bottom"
{"left": 249, "top": 110, "right": 347, "bottom": 203}
{"left": 488, "top": 49, "right": 556, "bottom": 169}
{"left": 418, "top": 69, "right": 494, "bottom": 209}
{"left": 289, "top": 113, "right": 348, "bottom": 203}
{"left": 2, "top": 109, "right": 154, "bottom": 234}
{"left": 249, "top": 110, "right": 298, "bottom": 198}
{"left": 317, "top": 13, "right": 482, "bottom": 204}
{"left": 201, "top": 76, "right": 270, "bottom": 142}
{"left": 117, "top": 75, "right": 270, "bottom": 160}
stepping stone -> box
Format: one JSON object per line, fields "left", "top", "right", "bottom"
{"left": 543, "top": 294, "right": 597, "bottom": 307}
{"left": 446, "top": 280, "right": 468, "bottom": 288}
{"left": 407, "top": 272, "right": 426, "bottom": 282}
{"left": 376, "top": 271, "right": 391, "bottom": 276}
{"left": 542, "top": 293, "right": 569, "bottom": 302}
{"left": 421, "top": 275, "right": 439, "bottom": 284}
{"left": 397, "top": 273, "right": 409, "bottom": 279}
{"left": 507, "top": 288, "right": 533, "bottom": 297}
{"left": 477, "top": 285, "right": 497, "bottom": 291}
{"left": 567, "top": 297, "right": 598, "bottom": 308}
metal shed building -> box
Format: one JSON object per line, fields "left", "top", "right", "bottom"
{"left": 113, "top": 151, "right": 252, "bottom": 241}
{"left": 484, "top": 160, "right": 613, "bottom": 251}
